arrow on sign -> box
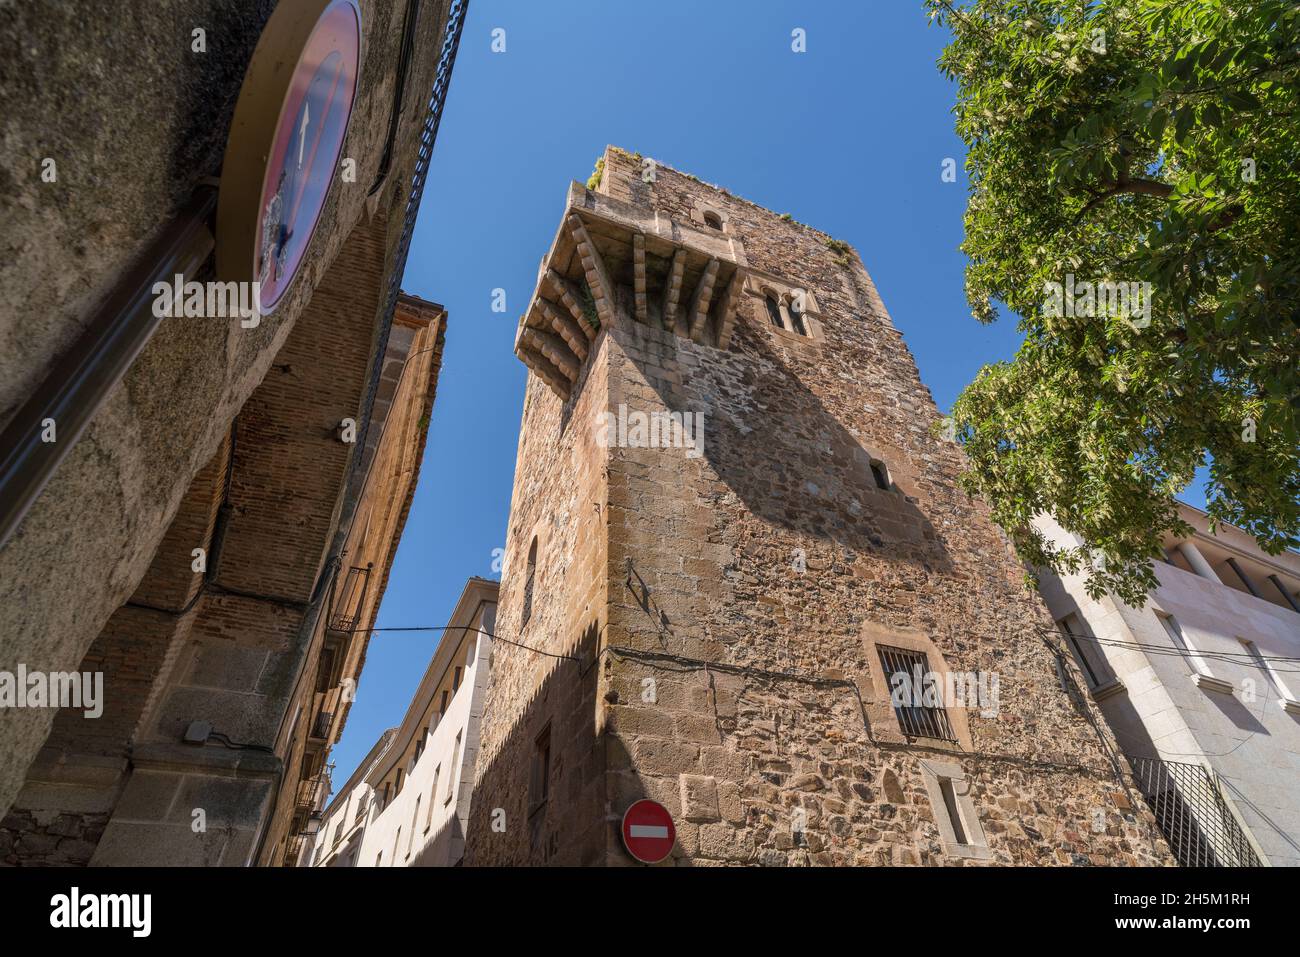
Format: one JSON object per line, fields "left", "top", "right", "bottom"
{"left": 298, "top": 104, "right": 310, "bottom": 169}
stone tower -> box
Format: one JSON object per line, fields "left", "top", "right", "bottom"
{"left": 465, "top": 146, "right": 1173, "bottom": 866}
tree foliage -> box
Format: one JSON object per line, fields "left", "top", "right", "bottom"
{"left": 927, "top": 0, "right": 1300, "bottom": 604}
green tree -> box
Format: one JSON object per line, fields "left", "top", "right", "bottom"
{"left": 928, "top": 0, "right": 1300, "bottom": 604}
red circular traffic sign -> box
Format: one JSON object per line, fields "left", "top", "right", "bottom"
{"left": 621, "top": 799, "right": 676, "bottom": 864}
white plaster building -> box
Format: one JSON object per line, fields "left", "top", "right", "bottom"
{"left": 1035, "top": 504, "right": 1300, "bottom": 867}
{"left": 304, "top": 578, "right": 497, "bottom": 867}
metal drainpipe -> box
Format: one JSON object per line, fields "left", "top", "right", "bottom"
{"left": 0, "top": 186, "right": 219, "bottom": 551}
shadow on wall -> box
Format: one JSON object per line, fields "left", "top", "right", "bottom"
{"left": 628, "top": 318, "right": 954, "bottom": 576}
{"left": 1204, "top": 688, "right": 1271, "bottom": 737}
{"left": 463, "top": 620, "right": 605, "bottom": 867}
{"left": 408, "top": 810, "right": 461, "bottom": 867}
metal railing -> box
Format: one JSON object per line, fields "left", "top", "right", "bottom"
{"left": 295, "top": 775, "right": 324, "bottom": 811}
{"left": 877, "top": 645, "right": 956, "bottom": 741}
{"left": 310, "top": 710, "right": 334, "bottom": 742}
{"left": 329, "top": 564, "right": 372, "bottom": 631}
{"left": 350, "top": 0, "right": 467, "bottom": 473}
{"left": 1128, "top": 756, "right": 1261, "bottom": 867}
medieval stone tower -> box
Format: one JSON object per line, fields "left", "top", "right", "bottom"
{"left": 465, "top": 146, "right": 1173, "bottom": 867}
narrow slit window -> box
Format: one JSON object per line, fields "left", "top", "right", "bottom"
{"left": 939, "top": 777, "right": 968, "bottom": 844}
{"left": 530, "top": 723, "right": 552, "bottom": 815}
{"left": 1057, "top": 613, "right": 1111, "bottom": 689}
{"left": 870, "top": 459, "right": 890, "bottom": 490}
{"left": 409, "top": 797, "right": 420, "bottom": 857}
{"left": 521, "top": 537, "right": 538, "bottom": 627}
{"left": 1158, "top": 613, "right": 1212, "bottom": 677}
{"left": 427, "top": 766, "right": 440, "bottom": 830}
{"left": 446, "top": 730, "right": 462, "bottom": 805}
{"left": 1240, "top": 638, "right": 1293, "bottom": 701}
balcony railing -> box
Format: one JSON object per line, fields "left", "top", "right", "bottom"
{"left": 310, "top": 710, "right": 334, "bottom": 742}
{"left": 1128, "top": 756, "right": 1261, "bottom": 867}
{"left": 329, "top": 564, "right": 372, "bottom": 632}
{"left": 295, "top": 775, "right": 324, "bottom": 813}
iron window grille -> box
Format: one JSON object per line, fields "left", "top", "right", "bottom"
{"left": 295, "top": 776, "right": 322, "bottom": 811}
{"left": 310, "top": 710, "right": 334, "bottom": 742}
{"left": 329, "top": 564, "right": 372, "bottom": 632}
{"left": 1128, "top": 756, "right": 1261, "bottom": 867}
{"left": 878, "top": 645, "right": 956, "bottom": 741}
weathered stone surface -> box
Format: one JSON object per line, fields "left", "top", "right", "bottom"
{"left": 0, "top": 0, "right": 458, "bottom": 827}
{"left": 466, "top": 146, "right": 1175, "bottom": 868}
{"left": 680, "top": 775, "right": 720, "bottom": 823}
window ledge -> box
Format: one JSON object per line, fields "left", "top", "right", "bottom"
{"left": 766, "top": 322, "right": 818, "bottom": 346}
{"left": 1191, "top": 673, "right": 1234, "bottom": 695}
{"left": 1089, "top": 678, "right": 1126, "bottom": 702}
{"left": 944, "top": 842, "right": 993, "bottom": 862}
{"left": 1279, "top": 699, "right": 1300, "bottom": 716}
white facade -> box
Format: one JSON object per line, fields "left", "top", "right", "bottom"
{"left": 306, "top": 578, "right": 497, "bottom": 867}
{"left": 1034, "top": 506, "right": 1300, "bottom": 867}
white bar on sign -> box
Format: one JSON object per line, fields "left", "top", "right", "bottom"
{"left": 629, "top": 824, "right": 669, "bottom": 839}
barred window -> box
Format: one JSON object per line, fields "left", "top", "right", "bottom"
{"left": 878, "top": 645, "right": 955, "bottom": 741}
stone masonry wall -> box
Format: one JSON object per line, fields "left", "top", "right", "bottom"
{"left": 464, "top": 334, "right": 610, "bottom": 866}
{"left": 470, "top": 147, "right": 1174, "bottom": 867}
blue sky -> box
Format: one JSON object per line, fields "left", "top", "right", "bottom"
{"left": 328, "top": 1, "right": 1193, "bottom": 783}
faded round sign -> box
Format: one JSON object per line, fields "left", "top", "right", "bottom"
{"left": 218, "top": 0, "right": 361, "bottom": 313}
{"left": 621, "top": 799, "right": 676, "bottom": 864}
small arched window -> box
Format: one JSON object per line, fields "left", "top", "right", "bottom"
{"left": 787, "top": 298, "right": 807, "bottom": 336}
{"left": 764, "top": 295, "right": 784, "bottom": 329}
{"left": 870, "top": 459, "right": 890, "bottom": 490}
{"left": 703, "top": 211, "right": 722, "bottom": 230}
{"left": 521, "top": 537, "right": 538, "bottom": 626}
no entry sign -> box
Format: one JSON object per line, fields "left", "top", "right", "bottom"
{"left": 621, "top": 799, "right": 676, "bottom": 864}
